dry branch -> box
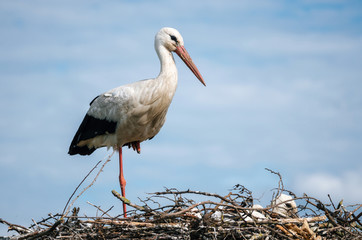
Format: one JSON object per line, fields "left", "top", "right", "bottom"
{"left": 62, "top": 152, "right": 113, "bottom": 217}
{"left": 1, "top": 167, "right": 361, "bottom": 240}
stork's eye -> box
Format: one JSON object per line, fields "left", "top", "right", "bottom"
{"left": 170, "top": 35, "right": 178, "bottom": 43}
{"left": 285, "top": 203, "right": 293, "bottom": 208}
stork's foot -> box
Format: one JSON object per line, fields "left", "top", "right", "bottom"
{"left": 126, "top": 141, "right": 141, "bottom": 154}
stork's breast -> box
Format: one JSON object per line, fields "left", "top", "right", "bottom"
{"left": 137, "top": 103, "right": 168, "bottom": 131}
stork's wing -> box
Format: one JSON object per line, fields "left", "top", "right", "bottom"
{"left": 68, "top": 95, "right": 119, "bottom": 155}
{"left": 68, "top": 80, "right": 158, "bottom": 156}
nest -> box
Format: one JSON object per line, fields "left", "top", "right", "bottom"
{"left": 1, "top": 158, "right": 361, "bottom": 240}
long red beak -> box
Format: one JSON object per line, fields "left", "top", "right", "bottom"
{"left": 175, "top": 45, "right": 206, "bottom": 86}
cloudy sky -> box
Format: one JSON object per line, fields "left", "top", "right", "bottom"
{"left": 1, "top": 0, "right": 361, "bottom": 235}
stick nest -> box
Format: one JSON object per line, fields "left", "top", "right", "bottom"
{"left": 1, "top": 164, "right": 361, "bottom": 240}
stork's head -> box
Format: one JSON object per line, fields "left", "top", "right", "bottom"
{"left": 156, "top": 27, "right": 184, "bottom": 52}
{"left": 271, "top": 194, "right": 299, "bottom": 218}
{"left": 155, "top": 27, "right": 206, "bottom": 86}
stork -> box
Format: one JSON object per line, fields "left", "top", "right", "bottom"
{"left": 68, "top": 27, "right": 205, "bottom": 217}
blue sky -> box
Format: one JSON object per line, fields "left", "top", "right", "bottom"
{"left": 1, "top": 0, "right": 362, "bottom": 236}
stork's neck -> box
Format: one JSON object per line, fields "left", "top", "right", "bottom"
{"left": 155, "top": 45, "right": 178, "bottom": 82}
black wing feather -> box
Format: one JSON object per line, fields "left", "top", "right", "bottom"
{"left": 68, "top": 113, "right": 117, "bottom": 156}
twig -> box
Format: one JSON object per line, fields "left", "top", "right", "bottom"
{"left": 152, "top": 189, "right": 237, "bottom": 206}
{"left": 102, "top": 206, "right": 114, "bottom": 218}
{"left": 265, "top": 168, "right": 284, "bottom": 199}
{"left": 87, "top": 201, "right": 112, "bottom": 218}
{"left": 305, "top": 196, "right": 338, "bottom": 227}
{"left": 63, "top": 151, "right": 114, "bottom": 217}
{"left": 61, "top": 160, "right": 102, "bottom": 216}
{"left": 347, "top": 204, "right": 362, "bottom": 221}
{"left": 112, "top": 190, "right": 151, "bottom": 213}
{"left": 152, "top": 200, "right": 215, "bottom": 221}
{"left": 0, "top": 218, "right": 32, "bottom": 234}
{"left": 84, "top": 219, "right": 183, "bottom": 228}
{"left": 17, "top": 220, "right": 62, "bottom": 240}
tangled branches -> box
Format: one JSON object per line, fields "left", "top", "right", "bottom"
{"left": 1, "top": 160, "right": 361, "bottom": 239}
{"left": 2, "top": 187, "right": 361, "bottom": 239}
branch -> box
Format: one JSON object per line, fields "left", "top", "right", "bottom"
{"left": 0, "top": 218, "right": 32, "bottom": 234}
{"left": 152, "top": 189, "right": 237, "bottom": 206}
{"left": 87, "top": 201, "right": 112, "bottom": 218}
{"left": 112, "top": 190, "right": 152, "bottom": 213}
{"left": 62, "top": 151, "right": 114, "bottom": 217}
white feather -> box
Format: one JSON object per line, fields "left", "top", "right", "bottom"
{"left": 82, "top": 28, "right": 185, "bottom": 150}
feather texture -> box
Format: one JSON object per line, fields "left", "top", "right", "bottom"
{"left": 68, "top": 27, "right": 204, "bottom": 156}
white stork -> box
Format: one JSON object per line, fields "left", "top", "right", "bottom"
{"left": 68, "top": 27, "right": 205, "bottom": 217}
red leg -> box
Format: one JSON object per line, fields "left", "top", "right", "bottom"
{"left": 118, "top": 147, "right": 127, "bottom": 217}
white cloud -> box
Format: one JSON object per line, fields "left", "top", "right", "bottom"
{"left": 294, "top": 170, "right": 362, "bottom": 204}
{"left": 240, "top": 33, "right": 362, "bottom": 57}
